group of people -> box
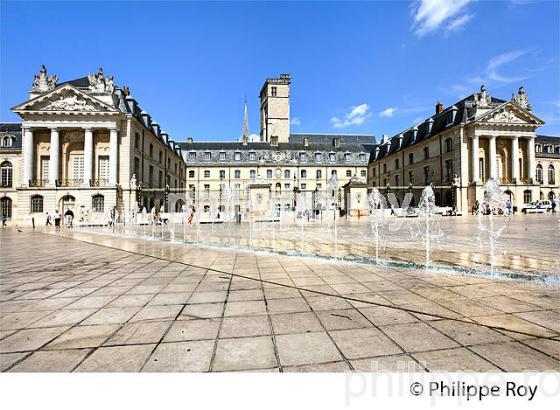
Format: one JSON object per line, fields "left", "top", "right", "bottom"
{"left": 45, "top": 208, "right": 75, "bottom": 228}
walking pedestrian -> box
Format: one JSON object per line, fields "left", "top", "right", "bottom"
{"left": 1, "top": 212, "right": 7, "bottom": 227}
{"left": 64, "top": 208, "right": 74, "bottom": 228}
{"left": 45, "top": 212, "right": 52, "bottom": 226}
{"left": 54, "top": 210, "right": 61, "bottom": 229}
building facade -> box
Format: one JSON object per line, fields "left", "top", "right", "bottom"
{"left": 368, "top": 86, "right": 560, "bottom": 211}
{"left": 2, "top": 68, "right": 559, "bottom": 224}
{"left": 5, "top": 66, "right": 184, "bottom": 225}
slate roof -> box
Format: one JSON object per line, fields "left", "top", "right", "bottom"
{"left": 370, "top": 94, "right": 508, "bottom": 163}
{"left": 535, "top": 135, "right": 560, "bottom": 158}
{"left": 176, "top": 141, "right": 370, "bottom": 153}
{"left": 0, "top": 122, "right": 22, "bottom": 150}
{"left": 289, "top": 133, "right": 376, "bottom": 145}
{"left": 58, "top": 76, "right": 90, "bottom": 89}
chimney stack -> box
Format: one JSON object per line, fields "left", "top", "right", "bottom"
{"left": 436, "top": 101, "right": 443, "bottom": 114}
{"left": 303, "top": 136, "right": 309, "bottom": 147}
{"left": 187, "top": 137, "right": 193, "bottom": 143}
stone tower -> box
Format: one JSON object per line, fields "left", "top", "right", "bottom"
{"left": 259, "top": 74, "right": 291, "bottom": 144}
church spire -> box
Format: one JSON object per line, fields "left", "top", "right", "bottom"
{"left": 242, "top": 97, "right": 249, "bottom": 144}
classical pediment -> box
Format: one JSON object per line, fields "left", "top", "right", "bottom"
{"left": 476, "top": 102, "right": 544, "bottom": 126}
{"left": 12, "top": 84, "right": 118, "bottom": 114}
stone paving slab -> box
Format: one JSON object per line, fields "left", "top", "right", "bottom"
{"left": 0, "top": 229, "right": 559, "bottom": 372}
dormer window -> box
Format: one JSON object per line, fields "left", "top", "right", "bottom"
{"left": 204, "top": 152, "right": 211, "bottom": 161}
{"left": 219, "top": 151, "right": 226, "bottom": 161}
{"left": 329, "top": 153, "right": 336, "bottom": 162}
{"left": 315, "top": 152, "right": 322, "bottom": 162}
{"left": 249, "top": 152, "right": 256, "bottom": 161}
{"left": 299, "top": 152, "right": 308, "bottom": 162}
{"left": 535, "top": 144, "right": 542, "bottom": 153}
{"left": 0, "top": 136, "right": 13, "bottom": 147}
{"left": 344, "top": 153, "right": 351, "bottom": 162}
{"left": 188, "top": 152, "right": 196, "bottom": 162}
{"left": 234, "top": 152, "right": 241, "bottom": 161}
{"left": 359, "top": 153, "right": 366, "bottom": 162}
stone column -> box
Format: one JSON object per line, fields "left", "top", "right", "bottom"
{"left": 109, "top": 128, "right": 118, "bottom": 185}
{"left": 22, "top": 128, "right": 34, "bottom": 187}
{"left": 511, "top": 136, "right": 519, "bottom": 182}
{"left": 527, "top": 136, "right": 536, "bottom": 184}
{"left": 471, "top": 134, "right": 479, "bottom": 183}
{"left": 49, "top": 128, "right": 60, "bottom": 187}
{"left": 488, "top": 135, "right": 497, "bottom": 180}
{"left": 83, "top": 128, "right": 93, "bottom": 186}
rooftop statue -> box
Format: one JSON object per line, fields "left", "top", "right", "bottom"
{"left": 511, "top": 86, "right": 532, "bottom": 111}
{"left": 88, "top": 67, "right": 115, "bottom": 93}
{"left": 31, "top": 65, "right": 58, "bottom": 92}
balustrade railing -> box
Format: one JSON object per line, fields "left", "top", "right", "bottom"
{"left": 29, "top": 179, "right": 48, "bottom": 187}
{"left": 56, "top": 179, "right": 83, "bottom": 187}
{"left": 90, "top": 179, "right": 108, "bottom": 187}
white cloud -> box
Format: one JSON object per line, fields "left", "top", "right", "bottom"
{"left": 411, "top": 0, "right": 472, "bottom": 37}
{"left": 379, "top": 107, "right": 398, "bottom": 118}
{"left": 445, "top": 13, "right": 473, "bottom": 33}
{"left": 331, "top": 103, "right": 371, "bottom": 128}
{"left": 290, "top": 117, "right": 301, "bottom": 126}
{"left": 485, "top": 50, "right": 530, "bottom": 83}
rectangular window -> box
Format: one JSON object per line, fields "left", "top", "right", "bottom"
{"left": 373, "top": 168, "right": 376, "bottom": 177}
{"left": 301, "top": 170, "right": 307, "bottom": 178}
{"left": 359, "top": 153, "right": 366, "bottom": 162}
{"left": 301, "top": 183, "right": 307, "bottom": 189}
{"left": 250, "top": 170, "right": 256, "bottom": 179}
{"left": 31, "top": 196, "right": 43, "bottom": 213}
{"left": 524, "top": 190, "right": 532, "bottom": 204}
{"left": 284, "top": 169, "right": 291, "bottom": 179}
{"left": 158, "top": 170, "right": 163, "bottom": 187}
{"left": 149, "top": 165, "right": 153, "bottom": 186}
{"left": 329, "top": 153, "right": 336, "bottom": 162}
{"left": 249, "top": 152, "right": 256, "bottom": 161}
{"left": 234, "top": 152, "right": 241, "bottom": 161}
{"left": 395, "top": 158, "right": 400, "bottom": 169}
{"left": 331, "top": 170, "right": 337, "bottom": 176}
{"left": 284, "top": 183, "right": 290, "bottom": 189}
{"left": 188, "top": 152, "right": 196, "bottom": 161}
{"left": 346, "top": 170, "right": 351, "bottom": 177}
{"left": 360, "top": 170, "right": 366, "bottom": 178}
{"left": 409, "top": 170, "right": 415, "bottom": 185}
{"left": 479, "top": 158, "right": 485, "bottom": 181}
{"left": 271, "top": 86, "right": 277, "bottom": 97}
{"left": 344, "top": 153, "right": 351, "bottom": 162}
{"left": 188, "top": 170, "right": 195, "bottom": 178}
{"left": 299, "top": 152, "right": 308, "bottom": 162}
{"left": 409, "top": 153, "right": 414, "bottom": 164}
{"left": 315, "top": 153, "right": 322, "bottom": 162}
{"left": 316, "top": 170, "right": 322, "bottom": 179}
{"left": 204, "top": 152, "right": 211, "bottom": 161}
{"left": 383, "top": 164, "right": 387, "bottom": 173}
{"left": 423, "top": 166, "right": 430, "bottom": 185}
{"left": 271, "top": 136, "right": 278, "bottom": 146}
{"left": 445, "top": 138, "right": 453, "bottom": 152}
{"left": 234, "top": 170, "right": 241, "bottom": 179}
{"left": 423, "top": 147, "right": 429, "bottom": 160}
{"left": 72, "top": 156, "right": 84, "bottom": 181}
{"left": 219, "top": 170, "right": 226, "bottom": 179}
{"left": 445, "top": 159, "right": 453, "bottom": 182}
{"left": 98, "top": 156, "right": 109, "bottom": 181}
{"left": 395, "top": 175, "right": 400, "bottom": 186}
{"left": 204, "top": 170, "right": 210, "bottom": 178}
{"left": 134, "top": 157, "right": 141, "bottom": 179}
{"left": 41, "top": 156, "right": 50, "bottom": 181}
{"left": 135, "top": 133, "right": 140, "bottom": 149}
{"left": 219, "top": 152, "right": 226, "bottom": 161}
{"left": 267, "top": 169, "right": 272, "bottom": 179}
{"left": 317, "top": 183, "right": 322, "bottom": 189}
{"left": 92, "top": 195, "right": 104, "bottom": 212}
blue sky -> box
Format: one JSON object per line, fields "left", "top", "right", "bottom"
{"left": 1, "top": 0, "right": 559, "bottom": 141}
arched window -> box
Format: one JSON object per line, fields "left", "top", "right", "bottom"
{"left": 0, "top": 196, "right": 12, "bottom": 218}
{"left": 275, "top": 182, "right": 281, "bottom": 195}
{"left": 92, "top": 194, "right": 104, "bottom": 212}
{"left": 1, "top": 161, "right": 13, "bottom": 187}
{"left": 30, "top": 195, "right": 44, "bottom": 213}
{"left": 175, "top": 199, "right": 185, "bottom": 212}
{"left": 548, "top": 165, "right": 555, "bottom": 185}
{"left": 523, "top": 190, "right": 532, "bottom": 204}
{"left": 536, "top": 164, "right": 543, "bottom": 183}
{"left": 1, "top": 136, "right": 13, "bottom": 147}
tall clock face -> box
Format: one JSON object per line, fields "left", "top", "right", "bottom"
{"left": 275, "top": 167, "right": 282, "bottom": 178}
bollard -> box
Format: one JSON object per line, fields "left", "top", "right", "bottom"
{"left": 32, "top": 217, "right": 35, "bottom": 229}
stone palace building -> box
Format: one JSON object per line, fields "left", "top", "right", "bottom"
{"left": 0, "top": 66, "right": 558, "bottom": 224}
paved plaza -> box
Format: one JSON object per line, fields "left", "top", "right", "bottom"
{"left": 0, "top": 225, "right": 559, "bottom": 372}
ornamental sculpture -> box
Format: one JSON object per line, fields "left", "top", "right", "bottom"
{"left": 474, "top": 84, "right": 492, "bottom": 109}
{"left": 31, "top": 65, "right": 58, "bottom": 92}
{"left": 88, "top": 67, "right": 115, "bottom": 93}
{"left": 511, "top": 86, "right": 532, "bottom": 111}
{"left": 46, "top": 95, "right": 96, "bottom": 111}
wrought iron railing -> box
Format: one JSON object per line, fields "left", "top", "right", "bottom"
{"left": 90, "top": 179, "right": 109, "bottom": 187}
{"left": 29, "top": 179, "right": 48, "bottom": 187}
{"left": 56, "top": 179, "right": 83, "bottom": 187}
{"left": 1, "top": 182, "right": 13, "bottom": 188}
